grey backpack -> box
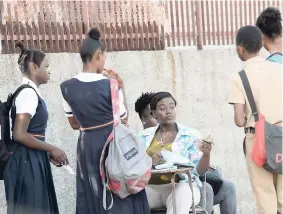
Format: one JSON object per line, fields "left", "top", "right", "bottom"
{"left": 99, "top": 79, "right": 152, "bottom": 210}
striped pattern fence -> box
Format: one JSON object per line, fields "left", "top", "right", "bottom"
{"left": 0, "top": 0, "right": 281, "bottom": 54}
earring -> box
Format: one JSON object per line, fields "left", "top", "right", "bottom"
{"left": 142, "top": 121, "right": 146, "bottom": 125}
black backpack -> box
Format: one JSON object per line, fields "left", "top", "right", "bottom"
{"left": 0, "top": 84, "right": 36, "bottom": 180}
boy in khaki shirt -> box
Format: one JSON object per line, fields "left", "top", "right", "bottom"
{"left": 228, "top": 25, "right": 282, "bottom": 214}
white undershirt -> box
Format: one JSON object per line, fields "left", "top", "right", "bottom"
{"left": 15, "top": 77, "right": 42, "bottom": 118}
{"left": 62, "top": 72, "right": 127, "bottom": 119}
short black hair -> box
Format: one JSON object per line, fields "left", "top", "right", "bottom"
{"left": 236, "top": 25, "right": 263, "bottom": 53}
{"left": 150, "top": 92, "right": 177, "bottom": 111}
{"left": 80, "top": 27, "right": 106, "bottom": 64}
{"left": 16, "top": 42, "right": 46, "bottom": 73}
{"left": 256, "top": 7, "right": 282, "bottom": 39}
{"left": 135, "top": 92, "right": 156, "bottom": 118}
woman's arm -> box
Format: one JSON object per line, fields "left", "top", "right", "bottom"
{"left": 62, "top": 97, "right": 80, "bottom": 130}
{"left": 120, "top": 83, "right": 129, "bottom": 119}
{"left": 119, "top": 83, "right": 129, "bottom": 125}
{"left": 196, "top": 141, "right": 212, "bottom": 175}
{"left": 13, "top": 113, "right": 56, "bottom": 152}
{"left": 228, "top": 75, "right": 246, "bottom": 127}
{"left": 120, "top": 85, "right": 129, "bottom": 126}
{"left": 233, "top": 103, "right": 246, "bottom": 127}
{"left": 186, "top": 133, "right": 211, "bottom": 176}
{"left": 104, "top": 69, "right": 129, "bottom": 121}
{"left": 67, "top": 117, "right": 80, "bottom": 130}
{"left": 13, "top": 113, "right": 68, "bottom": 164}
{"left": 196, "top": 150, "right": 210, "bottom": 175}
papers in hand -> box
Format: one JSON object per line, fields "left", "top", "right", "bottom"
{"left": 62, "top": 165, "right": 76, "bottom": 175}
{"left": 160, "top": 150, "right": 193, "bottom": 167}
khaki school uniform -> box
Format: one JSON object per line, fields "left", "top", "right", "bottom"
{"left": 228, "top": 56, "right": 282, "bottom": 214}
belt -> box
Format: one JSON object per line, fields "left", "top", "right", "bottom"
{"left": 30, "top": 133, "right": 45, "bottom": 139}
{"left": 244, "top": 127, "right": 255, "bottom": 134}
{"left": 80, "top": 121, "right": 114, "bottom": 132}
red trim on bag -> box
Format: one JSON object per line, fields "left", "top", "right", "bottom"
{"left": 251, "top": 113, "right": 266, "bottom": 166}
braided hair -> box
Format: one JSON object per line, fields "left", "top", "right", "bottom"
{"left": 16, "top": 42, "right": 46, "bottom": 73}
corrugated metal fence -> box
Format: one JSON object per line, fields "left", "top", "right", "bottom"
{"left": 0, "top": 0, "right": 281, "bottom": 54}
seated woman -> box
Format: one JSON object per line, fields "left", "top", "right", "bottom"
{"left": 139, "top": 92, "right": 211, "bottom": 214}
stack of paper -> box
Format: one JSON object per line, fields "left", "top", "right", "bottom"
{"left": 160, "top": 150, "right": 193, "bottom": 167}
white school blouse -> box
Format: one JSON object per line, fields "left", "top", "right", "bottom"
{"left": 62, "top": 72, "right": 127, "bottom": 119}
{"left": 15, "top": 77, "right": 42, "bottom": 118}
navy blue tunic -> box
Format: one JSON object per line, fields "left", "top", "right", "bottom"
{"left": 61, "top": 77, "right": 150, "bottom": 214}
{"left": 4, "top": 96, "right": 59, "bottom": 214}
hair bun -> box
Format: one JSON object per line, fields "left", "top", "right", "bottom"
{"left": 15, "top": 41, "right": 26, "bottom": 54}
{"left": 15, "top": 42, "right": 27, "bottom": 65}
{"left": 264, "top": 7, "right": 282, "bottom": 21}
{"left": 87, "top": 27, "right": 101, "bottom": 40}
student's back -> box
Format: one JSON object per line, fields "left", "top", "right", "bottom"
{"left": 230, "top": 57, "right": 282, "bottom": 128}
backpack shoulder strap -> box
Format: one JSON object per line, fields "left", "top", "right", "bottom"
{"left": 13, "top": 84, "right": 39, "bottom": 97}
{"left": 11, "top": 84, "right": 39, "bottom": 107}
{"left": 266, "top": 52, "right": 283, "bottom": 61}
{"left": 239, "top": 70, "right": 259, "bottom": 122}
{"left": 109, "top": 79, "right": 120, "bottom": 125}
{"left": 98, "top": 79, "right": 120, "bottom": 211}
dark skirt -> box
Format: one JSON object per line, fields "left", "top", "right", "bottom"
{"left": 4, "top": 142, "right": 59, "bottom": 214}
{"left": 76, "top": 125, "right": 150, "bottom": 214}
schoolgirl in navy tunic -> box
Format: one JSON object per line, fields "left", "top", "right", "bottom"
{"left": 4, "top": 42, "right": 68, "bottom": 214}
{"left": 60, "top": 28, "right": 150, "bottom": 214}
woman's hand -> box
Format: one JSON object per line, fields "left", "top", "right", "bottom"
{"left": 50, "top": 147, "right": 68, "bottom": 166}
{"left": 198, "top": 141, "right": 212, "bottom": 156}
{"left": 196, "top": 140, "right": 212, "bottom": 175}
{"left": 121, "top": 117, "right": 129, "bottom": 127}
{"left": 103, "top": 68, "right": 124, "bottom": 88}
{"left": 50, "top": 156, "right": 59, "bottom": 166}
{"left": 152, "top": 152, "right": 165, "bottom": 166}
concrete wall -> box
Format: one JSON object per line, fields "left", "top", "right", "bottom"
{"left": 0, "top": 48, "right": 263, "bottom": 214}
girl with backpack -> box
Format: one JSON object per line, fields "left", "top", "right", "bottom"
{"left": 4, "top": 42, "right": 68, "bottom": 214}
{"left": 60, "top": 27, "right": 150, "bottom": 214}
{"left": 256, "top": 7, "right": 282, "bottom": 63}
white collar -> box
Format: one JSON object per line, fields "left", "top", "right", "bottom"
{"left": 139, "top": 123, "right": 202, "bottom": 150}
{"left": 74, "top": 72, "right": 106, "bottom": 82}
{"left": 22, "top": 77, "right": 42, "bottom": 98}
{"left": 141, "top": 123, "right": 199, "bottom": 137}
